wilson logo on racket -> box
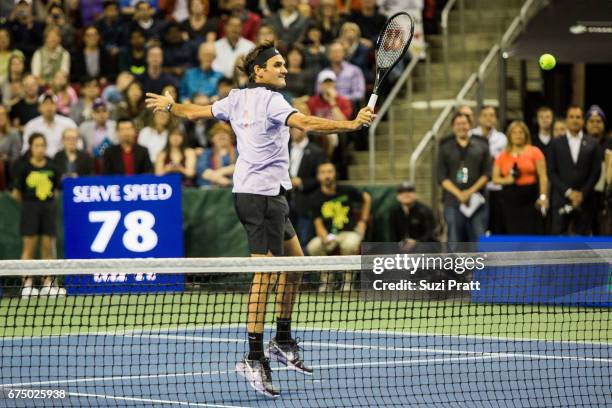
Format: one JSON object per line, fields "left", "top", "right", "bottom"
{"left": 382, "top": 29, "right": 405, "bottom": 52}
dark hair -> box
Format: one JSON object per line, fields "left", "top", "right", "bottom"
{"left": 480, "top": 105, "right": 497, "bottom": 115}
{"left": 240, "top": 41, "right": 277, "bottom": 82}
{"left": 537, "top": 105, "right": 553, "bottom": 114}
{"left": 451, "top": 112, "right": 470, "bottom": 125}
{"left": 163, "top": 128, "right": 187, "bottom": 161}
{"left": 286, "top": 47, "right": 305, "bottom": 69}
{"left": 28, "top": 132, "right": 46, "bottom": 148}
{"left": 218, "top": 77, "right": 233, "bottom": 87}
{"left": 566, "top": 105, "right": 584, "bottom": 117}
{"left": 80, "top": 75, "right": 99, "bottom": 87}
{"left": 317, "top": 161, "right": 335, "bottom": 170}
{"left": 124, "top": 80, "right": 145, "bottom": 113}
{"left": 116, "top": 117, "right": 135, "bottom": 129}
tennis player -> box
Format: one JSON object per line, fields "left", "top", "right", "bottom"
{"left": 145, "top": 41, "right": 375, "bottom": 398}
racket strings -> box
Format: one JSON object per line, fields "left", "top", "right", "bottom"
{"left": 376, "top": 16, "right": 414, "bottom": 69}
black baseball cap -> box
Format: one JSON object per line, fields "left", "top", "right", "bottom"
{"left": 397, "top": 181, "right": 416, "bottom": 193}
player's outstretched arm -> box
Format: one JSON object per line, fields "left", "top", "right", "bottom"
{"left": 145, "top": 92, "right": 214, "bottom": 121}
{"left": 287, "top": 107, "right": 376, "bottom": 134}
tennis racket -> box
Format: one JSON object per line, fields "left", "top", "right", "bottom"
{"left": 367, "top": 12, "right": 415, "bottom": 110}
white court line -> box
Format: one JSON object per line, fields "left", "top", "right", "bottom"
{"left": 66, "top": 391, "right": 249, "bottom": 408}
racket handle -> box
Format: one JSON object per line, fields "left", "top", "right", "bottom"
{"left": 367, "top": 94, "right": 378, "bottom": 110}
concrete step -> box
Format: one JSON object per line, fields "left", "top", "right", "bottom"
{"left": 427, "top": 33, "right": 502, "bottom": 50}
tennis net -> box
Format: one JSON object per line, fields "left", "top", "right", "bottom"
{"left": 0, "top": 249, "right": 610, "bottom": 407}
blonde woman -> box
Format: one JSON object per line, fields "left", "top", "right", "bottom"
{"left": 31, "top": 25, "right": 70, "bottom": 86}
{"left": 492, "top": 120, "right": 548, "bottom": 234}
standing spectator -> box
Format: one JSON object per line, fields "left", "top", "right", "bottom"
{"left": 9, "top": 74, "right": 40, "bottom": 130}
{"left": 548, "top": 106, "right": 601, "bottom": 235}
{"left": 79, "top": 98, "right": 117, "bottom": 171}
{"left": 302, "top": 23, "right": 328, "bottom": 74}
{"left": 337, "top": 22, "right": 371, "bottom": 81}
{"left": 438, "top": 113, "right": 490, "bottom": 242}
{"left": 138, "top": 45, "right": 179, "bottom": 94}
{"left": 162, "top": 22, "right": 194, "bottom": 79}
{"left": 0, "top": 105, "right": 21, "bottom": 190}
{"left": 69, "top": 77, "right": 101, "bottom": 125}
{"left": 31, "top": 25, "right": 70, "bottom": 86}
{"left": 307, "top": 162, "right": 371, "bottom": 292}
{"left": 492, "top": 121, "right": 548, "bottom": 234}
{"left": 0, "top": 28, "right": 25, "bottom": 86}
{"left": 53, "top": 128, "right": 95, "bottom": 182}
{"left": 533, "top": 106, "right": 554, "bottom": 159}
{"left": 154, "top": 128, "right": 196, "bottom": 186}
{"left": 458, "top": 104, "right": 475, "bottom": 128}
{"left": 118, "top": 28, "right": 147, "bottom": 76}
{"left": 585, "top": 105, "right": 609, "bottom": 235}
{"left": 179, "top": 42, "right": 224, "bottom": 103}
{"left": 316, "top": 42, "right": 366, "bottom": 105}
{"left": 102, "top": 118, "right": 153, "bottom": 175}
{"left": 220, "top": 0, "right": 261, "bottom": 43}
{"left": 213, "top": 15, "right": 255, "bottom": 79}
{"left": 180, "top": 0, "right": 219, "bottom": 44}
{"left": 71, "top": 26, "right": 117, "bottom": 85}
{"left": 347, "top": 0, "right": 386, "bottom": 48}
{"left": 1, "top": 54, "right": 27, "bottom": 107}
{"left": 471, "top": 106, "right": 507, "bottom": 234}
{"left": 313, "top": 0, "right": 342, "bottom": 44}
{"left": 195, "top": 122, "right": 237, "bottom": 187}
{"left": 127, "top": 0, "right": 166, "bottom": 41}
{"left": 23, "top": 93, "right": 79, "bottom": 157}
{"left": 7, "top": 0, "right": 44, "bottom": 61}
{"left": 288, "top": 125, "right": 327, "bottom": 252}
{"left": 112, "top": 80, "right": 151, "bottom": 130}
{"left": 95, "top": 0, "right": 123, "bottom": 58}
{"left": 389, "top": 181, "right": 437, "bottom": 248}
{"left": 284, "top": 47, "right": 314, "bottom": 99}
{"left": 49, "top": 71, "right": 78, "bottom": 117}
{"left": 262, "top": 0, "right": 308, "bottom": 51}
{"left": 12, "top": 133, "right": 66, "bottom": 298}
{"left": 553, "top": 119, "right": 567, "bottom": 138}
{"left": 138, "top": 109, "right": 174, "bottom": 163}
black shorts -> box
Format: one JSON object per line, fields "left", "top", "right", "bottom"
{"left": 20, "top": 200, "right": 57, "bottom": 237}
{"left": 234, "top": 191, "right": 296, "bottom": 256}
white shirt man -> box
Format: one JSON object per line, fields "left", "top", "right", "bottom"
{"left": 567, "top": 129, "right": 583, "bottom": 164}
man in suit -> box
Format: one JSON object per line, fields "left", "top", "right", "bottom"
{"left": 102, "top": 118, "right": 153, "bottom": 175}
{"left": 288, "top": 126, "right": 326, "bottom": 253}
{"left": 54, "top": 128, "right": 95, "bottom": 184}
{"left": 548, "top": 105, "right": 601, "bottom": 235}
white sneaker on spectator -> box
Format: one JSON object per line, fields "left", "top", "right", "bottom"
{"left": 39, "top": 286, "right": 67, "bottom": 297}
{"left": 21, "top": 287, "right": 39, "bottom": 299}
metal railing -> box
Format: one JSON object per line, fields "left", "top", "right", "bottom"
{"left": 442, "top": 0, "right": 465, "bottom": 85}
{"left": 368, "top": 44, "right": 431, "bottom": 182}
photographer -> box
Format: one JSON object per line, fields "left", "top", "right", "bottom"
{"left": 493, "top": 121, "right": 548, "bottom": 234}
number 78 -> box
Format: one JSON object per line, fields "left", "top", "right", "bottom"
{"left": 89, "top": 210, "right": 158, "bottom": 253}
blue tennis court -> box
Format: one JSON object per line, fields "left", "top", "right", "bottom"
{"left": 1, "top": 325, "right": 610, "bottom": 407}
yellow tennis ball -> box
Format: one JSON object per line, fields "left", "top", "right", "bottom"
{"left": 539, "top": 54, "right": 556, "bottom": 70}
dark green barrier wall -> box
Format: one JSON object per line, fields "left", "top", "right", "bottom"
{"left": 0, "top": 186, "right": 397, "bottom": 259}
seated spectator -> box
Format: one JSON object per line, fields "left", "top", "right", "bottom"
{"left": 219, "top": 0, "right": 261, "bottom": 43}
{"left": 103, "top": 118, "right": 153, "bottom": 175}
{"left": 79, "top": 98, "right": 117, "bottom": 172}
{"left": 389, "top": 181, "right": 437, "bottom": 249}
{"left": 232, "top": 55, "right": 250, "bottom": 89}
{"left": 118, "top": 28, "right": 147, "bottom": 76}
{"left": 492, "top": 121, "right": 548, "bottom": 234}
{"left": 49, "top": 71, "right": 78, "bottom": 117}
{"left": 183, "top": 93, "right": 213, "bottom": 149}
{"left": 126, "top": 0, "right": 166, "bottom": 41}
{"left": 0, "top": 105, "right": 21, "bottom": 190}
{"left": 53, "top": 128, "right": 95, "bottom": 182}
{"left": 9, "top": 74, "right": 40, "bottom": 130}
{"left": 285, "top": 47, "right": 315, "bottom": 100}
{"left": 138, "top": 45, "right": 179, "bottom": 94}
{"left": 0, "top": 28, "right": 25, "bottom": 86}
{"left": 338, "top": 22, "right": 371, "bottom": 81}
{"left": 255, "top": 24, "right": 278, "bottom": 47}
{"left": 71, "top": 26, "right": 117, "bottom": 86}
{"left": 162, "top": 21, "right": 194, "bottom": 79}
{"left": 139, "top": 110, "right": 175, "bottom": 163}
{"left": 70, "top": 76, "right": 102, "bottom": 125}
{"left": 155, "top": 128, "right": 196, "bottom": 186}
{"left": 112, "top": 80, "right": 151, "bottom": 130}
{"left": 347, "top": 0, "right": 386, "bottom": 49}
{"left": 553, "top": 119, "right": 566, "bottom": 138}
{"left": 313, "top": 0, "right": 342, "bottom": 44}
{"left": 195, "top": 122, "right": 236, "bottom": 187}
{"left": 302, "top": 23, "right": 328, "bottom": 74}
{"left": 307, "top": 162, "right": 371, "bottom": 292}
{"left": 44, "top": 4, "right": 75, "bottom": 51}
{"left": 262, "top": 0, "right": 308, "bottom": 51}
{"left": 102, "top": 71, "right": 135, "bottom": 106}
{"left": 1, "top": 54, "right": 26, "bottom": 107}
{"left": 180, "top": 0, "right": 219, "bottom": 44}
{"left": 533, "top": 106, "right": 554, "bottom": 159}
{"left": 316, "top": 42, "right": 366, "bottom": 105}
{"left": 31, "top": 25, "right": 70, "bottom": 86}
{"left": 179, "top": 42, "right": 223, "bottom": 103}
{"left": 95, "top": 0, "right": 123, "bottom": 58}
{"left": 23, "top": 93, "right": 79, "bottom": 157}
{"left": 12, "top": 133, "right": 66, "bottom": 298}
{"left": 213, "top": 15, "right": 255, "bottom": 79}
{"left": 7, "top": 0, "right": 44, "bottom": 61}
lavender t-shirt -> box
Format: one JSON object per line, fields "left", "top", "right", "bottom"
{"left": 212, "top": 84, "right": 297, "bottom": 196}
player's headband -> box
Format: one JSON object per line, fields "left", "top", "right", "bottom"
{"left": 248, "top": 47, "right": 280, "bottom": 74}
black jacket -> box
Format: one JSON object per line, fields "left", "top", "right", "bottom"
{"left": 53, "top": 150, "right": 95, "bottom": 181}
{"left": 389, "top": 201, "right": 436, "bottom": 242}
{"left": 71, "top": 46, "right": 118, "bottom": 83}
{"left": 102, "top": 144, "right": 153, "bottom": 175}
{"left": 288, "top": 140, "right": 326, "bottom": 216}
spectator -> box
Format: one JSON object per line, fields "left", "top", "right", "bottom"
{"left": 586, "top": 105, "right": 608, "bottom": 146}
{"left": 112, "top": 80, "right": 151, "bottom": 130}
{"left": 533, "top": 105, "right": 554, "bottom": 159}
{"left": 0, "top": 28, "right": 25, "bottom": 86}
{"left": 347, "top": 0, "right": 386, "bottom": 48}
{"left": 548, "top": 106, "right": 601, "bottom": 235}
{"left": 103, "top": 118, "right": 153, "bottom": 174}
{"left": 0, "top": 105, "right": 21, "bottom": 190}
{"left": 102, "top": 71, "right": 135, "bottom": 107}
{"left": 492, "top": 120, "right": 548, "bottom": 234}
{"left": 95, "top": 0, "right": 123, "bottom": 57}
{"left": 288, "top": 125, "right": 326, "bottom": 252}
{"left": 307, "top": 71, "right": 352, "bottom": 157}
{"left": 31, "top": 25, "right": 70, "bottom": 86}
{"left": 49, "top": 71, "right": 78, "bottom": 117}
{"left": 23, "top": 93, "right": 79, "bottom": 157}
{"left": 337, "top": 22, "right": 371, "bottom": 80}
{"left": 183, "top": 93, "right": 213, "bottom": 149}
{"left": 307, "top": 162, "right": 371, "bottom": 292}
{"left": 302, "top": 23, "right": 328, "bottom": 74}
{"left": 195, "top": 121, "right": 236, "bottom": 187}
{"left": 139, "top": 109, "right": 174, "bottom": 163}
{"left": 179, "top": 42, "right": 223, "bottom": 103}
{"left": 437, "top": 113, "right": 490, "bottom": 242}
{"left": 313, "top": 0, "right": 342, "bottom": 44}
{"left": 9, "top": 74, "right": 40, "bottom": 130}
{"left": 389, "top": 181, "right": 437, "bottom": 249}
{"left": 12, "top": 133, "right": 66, "bottom": 298}
{"left": 585, "top": 105, "right": 609, "bottom": 235}
{"left": 213, "top": 15, "right": 255, "bottom": 79}
{"left": 69, "top": 77, "right": 101, "bottom": 125}
{"left": 262, "top": 0, "right": 308, "bottom": 51}
{"left": 255, "top": 24, "right": 278, "bottom": 46}
{"left": 284, "top": 47, "right": 314, "bottom": 100}
{"left": 458, "top": 104, "right": 475, "bottom": 128}
{"left": 162, "top": 21, "right": 194, "bottom": 79}
{"left": 71, "top": 26, "right": 117, "bottom": 85}
{"left": 53, "top": 128, "right": 95, "bottom": 182}
{"left": 1, "top": 53, "right": 27, "bottom": 107}
{"left": 553, "top": 119, "right": 566, "bottom": 138}
{"left": 118, "top": 28, "right": 147, "bottom": 76}
{"left": 7, "top": 0, "right": 44, "bottom": 61}
{"left": 220, "top": 0, "right": 261, "bottom": 43}
{"left": 44, "top": 4, "right": 75, "bottom": 51}
{"left": 180, "top": 0, "right": 219, "bottom": 44}
{"left": 138, "top": 45, "right": 179, "bottom": 94}
{"left": 155, "top": 128, "right": 196, "bottom": 186}
{"left": 316, "top": 42, "right": 366, "bottom": 105}
{"left": 120, "top": 0, "right": 159, "bottom": 15}
{"left": 79, "top": 98, "right": 117, "bottom": 171}
{"left": 471, "top": 106, "right": 507, "bottom": 234}
{"left": 127, "top": 0, "right": 166, "bottom": 41}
